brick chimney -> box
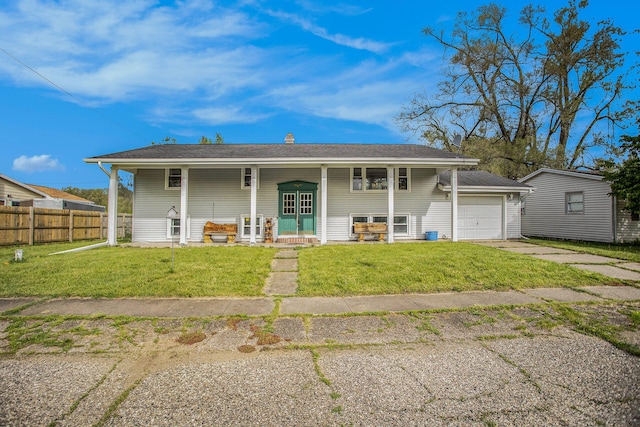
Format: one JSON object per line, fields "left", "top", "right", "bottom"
{"left": 284, "top": 133, "right": 295, "bottom": 144}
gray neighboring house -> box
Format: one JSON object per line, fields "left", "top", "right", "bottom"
{"left": 519, "top": 168, "right": 640, "bottom": 243}
{"left": 85, "top": 137, "right": 530, "bottom": 245}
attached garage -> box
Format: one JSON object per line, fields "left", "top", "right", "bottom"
{"left": 438, "top": 170, "right": 534, "bottom": 240}
{"left": 458, "top": 196, "right": 503, "bottom": 240}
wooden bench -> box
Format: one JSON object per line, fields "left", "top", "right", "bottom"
{"left": 354, "top": 222, "right": 387, "bottom": 242}
{"left": 203, "top": 222, "right": 237, "bottom": 244}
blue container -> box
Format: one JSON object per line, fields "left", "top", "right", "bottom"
{"left": 425, "top": 231, "right": 438, "bottom": 241}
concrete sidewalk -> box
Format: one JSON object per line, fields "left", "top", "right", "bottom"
{"left": 2, "top": 285, "right": 639, "bottom": 318}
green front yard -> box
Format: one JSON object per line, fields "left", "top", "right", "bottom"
{"left": 0, "top": 241, "right": 617, "bottom": 298}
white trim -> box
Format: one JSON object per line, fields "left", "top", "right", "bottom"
{"left": 396, "top": 167, "right": 411, "bottom": 192}
{"left": 240, "top": 214, "right": 263, "bottom": 239}
{"left": 249, "top": 166, "right": 258, "bottom": 244}
{"left": 107, "top": 167, "right": 119, "bottom": 246}
{"left": 348, "top": 213, "right": 410, "bottom": 238}
{"left": 350, "top": 167, "right": 412, "bottom": 194}
{"left": 321, "top": 165, "right": 327, "bottom": 244}
{"left": 451, "top": 168, "right": 458, "bottom": 242}
{"left": 165, "top": 168, "right": 182, "bottom": 190}
{"left": 387, "top": 166, "right": 395, "bottom": 243}
{"left": 241, "top": 167, "right": 260, "bottom": 189}
{"left": 166, "top": 216, "right": 191, "bottom": 239}
{"left": 519, "top": 168, "right": 604, "bottom": 183}
{"left": 179, "top": 167, "right": 189, "bottom": 245}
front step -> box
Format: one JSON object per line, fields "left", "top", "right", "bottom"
{"left": 276, "top": 237, "right": 318, "bottom": 244}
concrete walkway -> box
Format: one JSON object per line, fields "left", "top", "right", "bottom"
{"left": 2, "top": 285, "right": 639, "bottom": 318}
{"left": 477, "top": 240, "right": 640, "bottom": 281}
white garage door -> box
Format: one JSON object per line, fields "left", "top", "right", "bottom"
{"left": 458, "top": 196, "right": 503, "bottom": 240}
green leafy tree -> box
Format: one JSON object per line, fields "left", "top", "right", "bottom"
{"left": 397, "top": 1, "right": 636, "bottom": 179}
{"left": 601, "top": 135, "right": 640, "bottom": 214}
{"left": 63, "top": 179, "right": 133, "bottom": 213}
{"left": 199, "top": 136, "right": 213, "bottom": 144}
{"left": 151, "top": 136, "right": 177, "bottom": 145}
{"left": 215, "top": 132, "right": 225, "bottom": 144}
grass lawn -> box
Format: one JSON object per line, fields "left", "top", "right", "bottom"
{"left": 0, "top": 242, "right": 278, "bottom": 298}
{"left": 0, "top": 240, "right": 615, "bottom": 298}
{"left": 296, "top": 242, "right": 614, "bottom": 296}
{"left": 526, "top": 238, "right": 640, "bottom": 263}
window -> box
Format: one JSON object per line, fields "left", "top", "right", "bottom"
{"left": 241, "top": 168, "right": 260, "bottom": 189}
{"left": 241, "top": 215, "right": 263, "bottom": 238}
{"left": 521, "top": 199, "right": 526, "bottom": 216}
{"left": 397, "top": 168, "right": 409, "bottom": 191}
{"left": 394, "top": 215, "right": 408, "bottom": 234}
{"left": 352, "top": 168, "right": 409, "bottom": 192}
{"left": 566, "top": 192, "right": 584, "bottom": 213}
{"left": 282, "top": 193, "right": 296, "bottom": 214}
{"left": 166, "top": 218, "right": 180, "bottom": 238}
{"left": 366, "top": 168, "right": 388, "bottom": 190}
{"left": 352, "top": 168, "right": 363, "bottom": 191}
{"left": 165, "top": 168, "right": 181, "bottom": 190}
{"left": 350, "top": 214, "right": 409, "bottom": 236}
{"left": 300, "top": 192, "right": 313, "bottom": 214}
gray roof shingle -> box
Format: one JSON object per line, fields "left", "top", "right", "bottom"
{"left": 438, "top": 170, "right": 532, "bottom": 189}
{"left": 86, "top": 143, "right": 471, "bottom": 161}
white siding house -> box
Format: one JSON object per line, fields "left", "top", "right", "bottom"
{"left": 519, "top": 168, "right": 640, "bottom": 243}
{"left": 85, "top": 138, "right": 531, "bottom": 245}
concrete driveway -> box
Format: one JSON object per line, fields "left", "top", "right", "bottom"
{"left": 1, "top": 302, "right": 639, "bottom": 426}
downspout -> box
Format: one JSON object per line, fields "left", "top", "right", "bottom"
{"left": 98, "top": 161, "right": 110, "bottom": 177}
{"left": 91, "top": 161, "right": 112, "bottom": 245}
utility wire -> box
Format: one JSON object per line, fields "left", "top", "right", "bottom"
{"left": 0, "top": 46, "right": 149, "bottom": 144}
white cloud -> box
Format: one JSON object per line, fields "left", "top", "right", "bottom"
{"left": 265, "top": 9, "right": 392, "bottom": 54}
{"left": 13, "top": 155, "right": 64, "bottom": 173}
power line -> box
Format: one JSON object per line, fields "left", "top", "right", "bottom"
{"left": 0, "top": 46, "right": 149, "bottom": 144}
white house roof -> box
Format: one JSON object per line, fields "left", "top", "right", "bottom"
{"left": 84, "top": 143, "right": 479, "bottom": 168}
{"left": 519, "top": 168, "right": 604, "bottom": 183}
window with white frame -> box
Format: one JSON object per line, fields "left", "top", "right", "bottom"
{"left": 300, "top": 192, "right": 313, "bottom": 214}
{"left": 240, "top": 215, "right": 263, "bottom": 238}
{"left": 566, "top": 192, "right": 584, "bottom": 213}
{"left": 165, "top": 168, "right": 181, "bottom": 190}
{"left": 166, "top": 218, "right": 180, "bottom": 238}
{"left": 241, "top": 168, "right": 259, "bottom": 189}
{"left": 352, "top": 168, "right": 409, "bottom": 192}
{"left": 350, "top": 214, "right": 409, "bottom": 236}
{"left": 352, "top": 168, "right": 363, "bottom": 191}
{"left": 366, "top": 168, "right": 388, "bottom": 190}
{"left": 397, "top": 168, "right": 409, "bottom": 191}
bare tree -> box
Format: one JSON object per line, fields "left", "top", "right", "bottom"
{"left": 397, "top": 1, "right": 636, "bottom": 178}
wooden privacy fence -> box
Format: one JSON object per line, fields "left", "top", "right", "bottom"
{"left": 0, "top": 206, "right": 132, "bottom": 246}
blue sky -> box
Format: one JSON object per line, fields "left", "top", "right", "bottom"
{"left": 0, "top": 0, "right": 637, "bottom": 189}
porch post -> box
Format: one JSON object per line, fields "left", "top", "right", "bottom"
{"left": 250, "top": 166, "right": 258, "bottom": 245}
{"left": 451, "top": 167, "right": 458, "bottom": 242}
{"left": 179, "top": 167, "right": 189, "bottom": 246}
{"left": 107, "top": 166, "right": 119, "bottom": 246}
{"left": 321, "top": 165, "right": 328, "bottom": 244}
{"left": 387, "top": 166, "right": 395, "bottom": 243}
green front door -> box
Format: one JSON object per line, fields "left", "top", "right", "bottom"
{"left": 278, "top": 181, "right": 317, "bottom": 235}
